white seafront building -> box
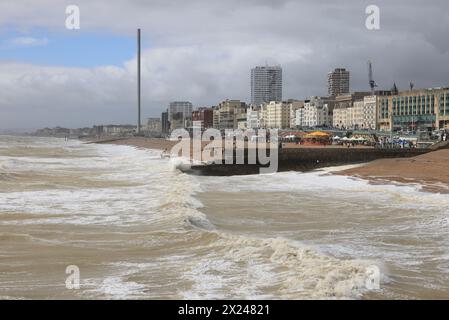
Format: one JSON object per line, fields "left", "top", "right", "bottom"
{"left": 264, "top": 101, "right": 290, "bottom": 129}
{"left": 255, "top": 100, "right": 304, "bottom": 129}
{"left": 246, "top": 105, "right": 261, "bottom": 129}
{"left": 296, "top": 97, "right": 331, "bottom": 128}
{"left": 288, "top": 100, "right": 305, "bottom": 129}
{"left": 333, "top": 95, "right": 377, "bottom": 130}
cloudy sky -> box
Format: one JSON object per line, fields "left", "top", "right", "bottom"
{"left": 0, "top": 0, "right": 448, "bottom": 130}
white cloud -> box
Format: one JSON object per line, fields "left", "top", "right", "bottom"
{"left": 0, "top": 41, "right": 313, "bottom": 129}
{"left": 9, "top": 37, "right": 49, "bottom": 47}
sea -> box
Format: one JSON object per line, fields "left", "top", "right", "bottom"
{"left": 0, "top": 135, "right": 448, "bottom": 299}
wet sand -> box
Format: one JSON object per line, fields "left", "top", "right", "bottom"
{"left": 338, "top": 149, "right": 449, "bottom": 193}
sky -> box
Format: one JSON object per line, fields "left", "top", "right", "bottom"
{"left": 1, "top": 0, "right": 449, "bottom": 130}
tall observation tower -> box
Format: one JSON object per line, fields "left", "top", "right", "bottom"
{"left": 137, "top": 28, "right": 141, "bottom": 135}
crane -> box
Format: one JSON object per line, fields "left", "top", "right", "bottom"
{"left": 368, "top": 60, "right": 378, "bottom": 94}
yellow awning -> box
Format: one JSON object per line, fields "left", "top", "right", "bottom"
{"left": 304, "top": 131, "right": 331, "bottom": 138}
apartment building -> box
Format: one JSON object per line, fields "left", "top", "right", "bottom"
{"left": 246, "top": 105, "right": 261, "bottom": 129}
{"left": 288, "top": 100, "right": 305, "bottom": 128}
{"left": 251, "top": 65, "right": 283, "bottom": 106}
{"left": 168, "top": 101, "right": 193, "bottom": 130}
{"left": 264, "top": 101, "right": 291, "bottom": 129}
{"left": 377, "top": 87, "right": 449, "bottom": 131}
{"left": 328, "top": 68, "right": 350, "bottom": 96}
{"left": 213, "top": 99, "right": 247, "bottom": 130}
{"left": 301, "top": 97, "right": 331, "bottom": 128}
{"left": 295, "top": 108, "right": 305, "bottom": 127}
{"left": 333, "top": 95, "right": 378, "bottom": 130}
{"left": 192, "top": 107, "right": 214, "bottom": 129}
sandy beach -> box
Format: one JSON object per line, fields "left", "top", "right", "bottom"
{"left": 338, "top": 149, "right": 449, "bottom": 193}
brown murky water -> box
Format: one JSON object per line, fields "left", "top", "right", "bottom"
{"left": 1, "top": 135, "right": 448, "bottom": 299}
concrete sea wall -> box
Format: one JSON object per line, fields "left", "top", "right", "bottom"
{"left": 186, "top": 147, "right": 429, "bottom": 176}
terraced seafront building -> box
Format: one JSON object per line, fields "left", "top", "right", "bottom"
{"left": 333, "top": 95, "right": 378, "bottom": 130}
{"left": 377, "top": 87, "right": 449, "bottom": 131}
